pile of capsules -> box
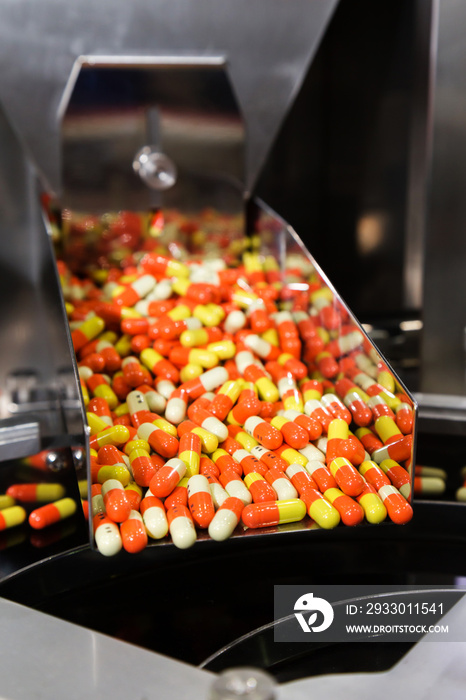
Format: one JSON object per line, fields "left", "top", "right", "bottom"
{"left": 54, "top": 219, "right": 415, "bottom": 556}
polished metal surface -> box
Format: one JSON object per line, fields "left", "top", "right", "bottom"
{"left": 0, "top": 103, "right": 86, "bottom": 464}
{"left": 420, "top": 0, "right": 466, "bottom": 395}
{"left": 60, "top": 57, "right": 244, "bottom": 215}
{"left": 0, "top": 598, "right": 215, "bottom": 700}
{"left": 0, "top": 0, "right": 338, "bottom": 196}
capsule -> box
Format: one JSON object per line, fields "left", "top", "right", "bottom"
{"left": 208, "top": 379, "right": 243, "bottom": 421}
{"left": 140, "top": 496, "right": 169, "bottom": 539}
{"left": 358, "top": 460, "right": 391, "bottom": 491}
{"left": 164, "top": 477, "right": 189, "bottom": 509}
{"left": 167, "top": 504, "right": 197, "bottom": 549}
{"left": 275, "top": 443, "right": 308, "bottom": 467}
{"left": 187, "top": 474, "right": 215, "bottom": 528}
{"left": 120, "top": 510, "right": 148, "bottom": 553}
{"left": 177, "top": 420, "right": 219, "bottom": 454}
{"left": 208, "top": 497, "right": 244, "bottom": 541}
{"left": 93, "top": 512, "right": 123, "bottom": 556}
{"left": 128, "top": 448, "right": 158, "bottom": 487}
{"left": 328, "top": 457, "right": 366, "bottom": 497}
{"left": 320, "top": 393, "right": 352, "bottom": 424}
{"left": 86, "top": 374, "right": 119, "bottom": 411}
{"left": 354, "top": 427, "right": 384, "bottom": 456}
{"left": 72, "top": 315, "right": 105, "bottom": 352}
{"left": 285, "top": 463, "right": 319, "bottom": 494}
{"left": 212, "top": 448, "right": 242, "bottom": 475}
{"left": 232, "top": 448, "right": 268, "bottom": 477}
{"left": 379, "top": 459, "right": 411, "bottom": 499}
{"left": 0, "top": 505, "right": 27, "bottom": 531}
{"left": 149, "top": 458, "right": 187, "bottom": 498}
{"left": 102, "top": 479, "right": 132, "bottom": 523}
{"left": 227, "top": 384, "right": 262, "bottom": 426}
{"left": 243, "top": 416, "right": 283, "bottom": 450}
{"left": 281, "top": 409, "right": 322, "bottom": 441}
{"left": 356, "top": 483, "right": 387, "bottom": 524}
{"left": 304, "top": 460, "right": 338, "bottom": 492}
{"left": 139, "top": 347, "right": 180, "bottom": 383}
{"left": 297, "top": 488, "right": 340, "bottom": 529}
{"left": 6, "top": 483, "right": 66, "bottom": 503}
{"left": 29, "top": 497, "right": 77, "bottom": 530}
{"left": 169, "top": 346, "right": 219, "bottom": 370}
{"left": 243, "top": 473, "right": 277, "bottom": 503}
{"left": 178, "top": 431, "right": 202, "bottom": 477}
{"left": 241, "top": 498, "right": 307, "bottom": 529}
{"left": 270, "top": 415, "right": 309, "bottom": 449}
{"left": 0, "top": 495, "right": 16, "bottom": 510}
{"left": 303, "top": 399, "right": 333, "bottom": 433}
{"left": 323, "top": 487, "right": 364, "bottom": 526}
{"left": 395, "top": 402, "right": 414, "bottom": 434}
{"left": 218, "top": 470, "right": 252, "bottom": 505}
{"left": 136, "top": 422, "right": 179, "bottom": 459}
{"left": 250, "top": 444, "right": 289, "bottom": 471}
{"left": 187, "top": 403, "right": 229, "bottom": 441}
{"left": 378, "top": 485, "right": 413, "bottom": 524}
{"left": 414, "top": 476, "right": 446, "bottom": 497}
{"left": 264, "top": 468, "right": 298, "bottom": 500}
{"left": 89, "top": 424, "right": 130, "bottom": 450}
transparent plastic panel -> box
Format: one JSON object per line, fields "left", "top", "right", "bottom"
{"left": 42, "top": 196, "right": 417, "bottom": 555}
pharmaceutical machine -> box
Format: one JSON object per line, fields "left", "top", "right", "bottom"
{"left": 0, "top": 0, "right": 466, "bottom": 691}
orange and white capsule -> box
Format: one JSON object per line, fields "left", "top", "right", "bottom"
{"left": 248, "top": 445, "right": 286, "bottom": 474}
{"left": 320, "top": 394, "right": 352, "bottom": 424}
{"left": 208, "top": 496, "right": 244, "bottom": 541}
{"left": 29, "top": 497, "right": 77, "bottom": 530}
{"left": 167, "top": 504, "right": 197, "bottom": 549}
{"left": 328, "top": 457, "right": 366, "bottom": 498}
{"left": 243, "top": 416, "right": 283, "bottom": 450}
{"left": 101, "top": 479, "right": 132, "bottom": 523}
{"left": 187, "top": 474, "right": 215, "bottom": 528}
{"left": 187, "top": 403, "right": 229, "bottom": 442}
{"left": 323, "top": 487, "right": 364, "bottom": 527}
{"left": 378, "top": 485, "right": 413, "bottom": 524}
{"left": 120, "top": 510, "right": 148, "bottom": 553}
{"left": 304, "top": 460, "right": 338, "bottom": 492}
{"left": 232, "top": 448, "right": 268, "bottom": 477}
{"left": 93, "top": 512, "right": 122, "bottom": 556}
{"left": 140, "top": 495, "right": 169, "bottom": 539}
{"left": 112, "top": 274, "right": 156, "bottom": 307}
{"left": 241, "top": 498, "right": 307, "bottom": 529}
{"left": 285, "top": 463, "right": 319, "bottom": 494}
{"left": 149, "top": 458, "right": 187, "bottom": 498}
{"left": 303, "top": 399, "right": 333, "bottom": 433}
{"left": 218, "top": 470, "right": 252, "bottom": 505}
{"left": 265, "top": 467, "right": 298, "bottom": 500}
{"left": 395, "top": 401, "right": 414, "bottom": 434}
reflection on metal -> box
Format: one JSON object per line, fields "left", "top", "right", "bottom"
{"left": 60, "top": 57, "right": 245, "bottom": 217}
{"left": 133, "top": 148, "right": 177, "bottom": 191}
{"left": 415, "top": 392, "right": 466, "bottom": 436}
{"left": 0, "top": 102, "right": 87, "bottom": 465}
